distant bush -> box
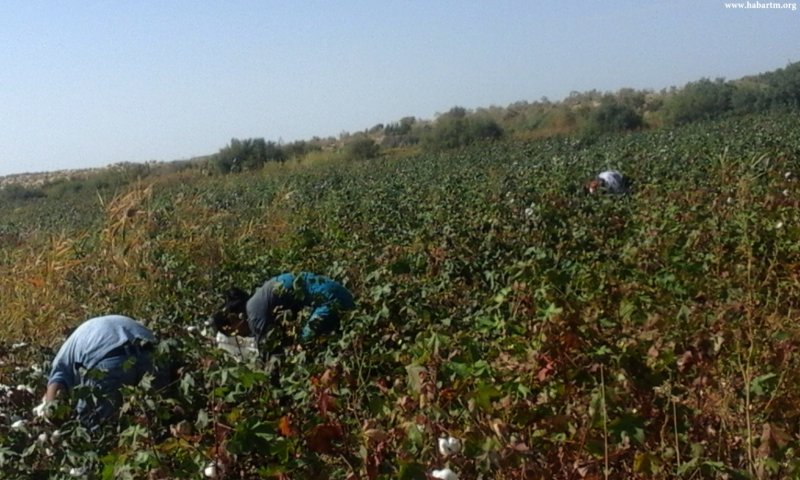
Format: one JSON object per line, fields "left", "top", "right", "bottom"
{"left": 381, "top": 116, "right": 421, "bottom": 148}
{"left": 343, "top": 136, "right": 381, "bottom": 160}
{"left": 384, "top": 116, "right": 416, "bottom": 136}
{"left": 662, "top": 78, "right": 734, "bottom": 125}
{"left": 422, "top": 107, "right": 504, "bottom": 151}
{"left": 213, "top": 138, "right": 287, "bottom": 173}
{"left": 0, "top": 184, "right": 45, "bottom": 202}
{"left": 765, "top": 62, "right": 800, "bottom": 108}
{"left": 283, "top": 140, "right": 321, "bottom": 160}
{"left": 582, "top": 98, "right": 643, "bottom": 137}
{"left": 39, "top": 164, "right": 150, "bottom": 200}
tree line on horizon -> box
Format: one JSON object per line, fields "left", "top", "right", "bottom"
{"left": 2, "top": 61, "right": 798, "bottom": 198}
{"left": 209, "top": 61, "right": 800, "bottom": 173}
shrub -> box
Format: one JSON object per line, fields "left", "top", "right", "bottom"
{"left": 344, "top": 136, "right": 381, "bottom": 161}
{"left": 662, "top": 78, "right": 734, "bottom": 125}
{"left": 582, "top": 98, "right": 643, "bottom": 137}
{"left": 0, "top": 184, "right": 45, "bottom": 202}
{"left": 422, "top": 107, "right": 504, "bottom": 151}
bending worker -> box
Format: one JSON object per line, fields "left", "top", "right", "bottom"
{"left": 213, "top": 272, "right": 355, "bottom": 345}
{"left": 585, "top": 170, "right": 630, "bottom": 195}
{"left": 38, "top": 315, "right": 158, "bottom": 426}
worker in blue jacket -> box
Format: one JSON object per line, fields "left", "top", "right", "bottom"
{"left": 37, "top": 315, "right": 158, "bottom": 426}
{"left": 213, "top": 272, "right": 355, "bottom": 345}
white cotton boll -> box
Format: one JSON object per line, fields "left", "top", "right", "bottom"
{"left": 186, "top": 325, "right": 198, "bottom": 333}
{"left": 437, "top": 436, "right": 462, "bottom": 457}
{"left": 33, "top": 399, "right": 54, "bottom": 418}
{"left": 432, "top": 468, "right": 459, "bottom": 480}
{"left": 783, "top": 189, "right": 790, "bottom": 196}
{"left": 203, "top": 462, "right": 218, "bottom": 478}
{"left": 16, "top": 384, "right": 35, "bottom": 394}
{"left": 51, "top": 430, "right": 62, "bottom": 443}
{"left": 11, "top": 419, "right": 27, "bottom": 430}
{"left": 437, "top": 437, "right": 448, "bottom": 455}
{"left": 785, "top": 171, "right": 793, "bottom": 179}
{"left": 69, "top": 467, "right": 86, "bottom": 477}
{"left": 776, "top": 221, "right": 784, "bottom": 229}
{"left": 37, "top": 432, "right": 48, "bottom": 443}
{"left": 215, "top": 332, "right": 235, "bottom": 345}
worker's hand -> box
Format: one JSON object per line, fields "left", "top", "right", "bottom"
{"left": 36, "top": 383, "right": 66, "bottom": 418}
{"left": 32, "top": 397, "right": 55, "bottom": 418}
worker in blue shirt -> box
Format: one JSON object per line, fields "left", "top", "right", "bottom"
{"left": 38, "top": 315, "right": 158, "bottom": 426}
{"left": 212, "top": 272, "right": 355, "bottom": 345}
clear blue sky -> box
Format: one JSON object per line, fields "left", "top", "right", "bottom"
{"left": 1, "top": 0, "right": 797, "bottom": 176}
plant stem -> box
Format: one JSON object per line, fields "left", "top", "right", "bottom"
{"left": 673, "top": 396, "right": 681, "bottom": 471}
{"left": 600, "top": 364, "right": 608, "bottom": 480}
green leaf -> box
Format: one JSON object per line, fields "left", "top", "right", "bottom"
{"left": 633, "top": 451, "right": 662, "bottom": 474}
{"left": 749, "top": 372, "right": 777, "bottom": 397}
{"left": 404, "top": 422, "right": 425, "bottom": 452}
{"left": 472, "top": 382, "right": 503, "bottom": 412}
{"left": 543, "top": 303, "right": 563, "bottom": 319}
{"left": 618, "top": 300, "right": 635, "bottom": 322}
{"left": 609, "top": 414, "right": 645, "bottom": 445}
{"left": 398, "top": 461, "right": 427, "bottom": 480}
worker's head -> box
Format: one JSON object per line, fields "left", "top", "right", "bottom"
{"left": 209, "top": 287, "right": 252, "bottom": 336}
{"left": 584, "top": 178, "right": 603, "bottom": 195}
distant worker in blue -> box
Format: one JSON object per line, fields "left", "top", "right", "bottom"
{"left": 212, "top": 272, "right": 356, "bottom": 347}
{"left": 35, "top": 315, "right": 159, "bottom": 427}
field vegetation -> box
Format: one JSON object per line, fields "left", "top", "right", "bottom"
{"left": 0, "top": 64, "right": 799, "bottom": 479}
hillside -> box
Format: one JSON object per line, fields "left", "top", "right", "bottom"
{"left": 2, "top": 61, "right": 797, "bottom": 187}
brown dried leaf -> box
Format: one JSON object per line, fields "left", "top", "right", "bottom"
{"left": 278, "top": 415, "right": 294, "bottom": 437}
{"left": 363, "top": 428, "right": 389, "bottom": 444}
{"left": 307, "top": 423, "right": 344, "bottom": 454}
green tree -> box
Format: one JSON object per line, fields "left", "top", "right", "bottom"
{"left": 662, "top": 78, "right": 733, "bottom": 125}
{"left": 422, "top": 107, "right": 503, "bottom": 151}
{"left": 212, "top": 137, "right": 286, "bottom": 173}
{"left": 344, "top": 136, "right": 381, "bottom": 160}
{"left": 582, "top": 97, "right": 643, "bottom": 136}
